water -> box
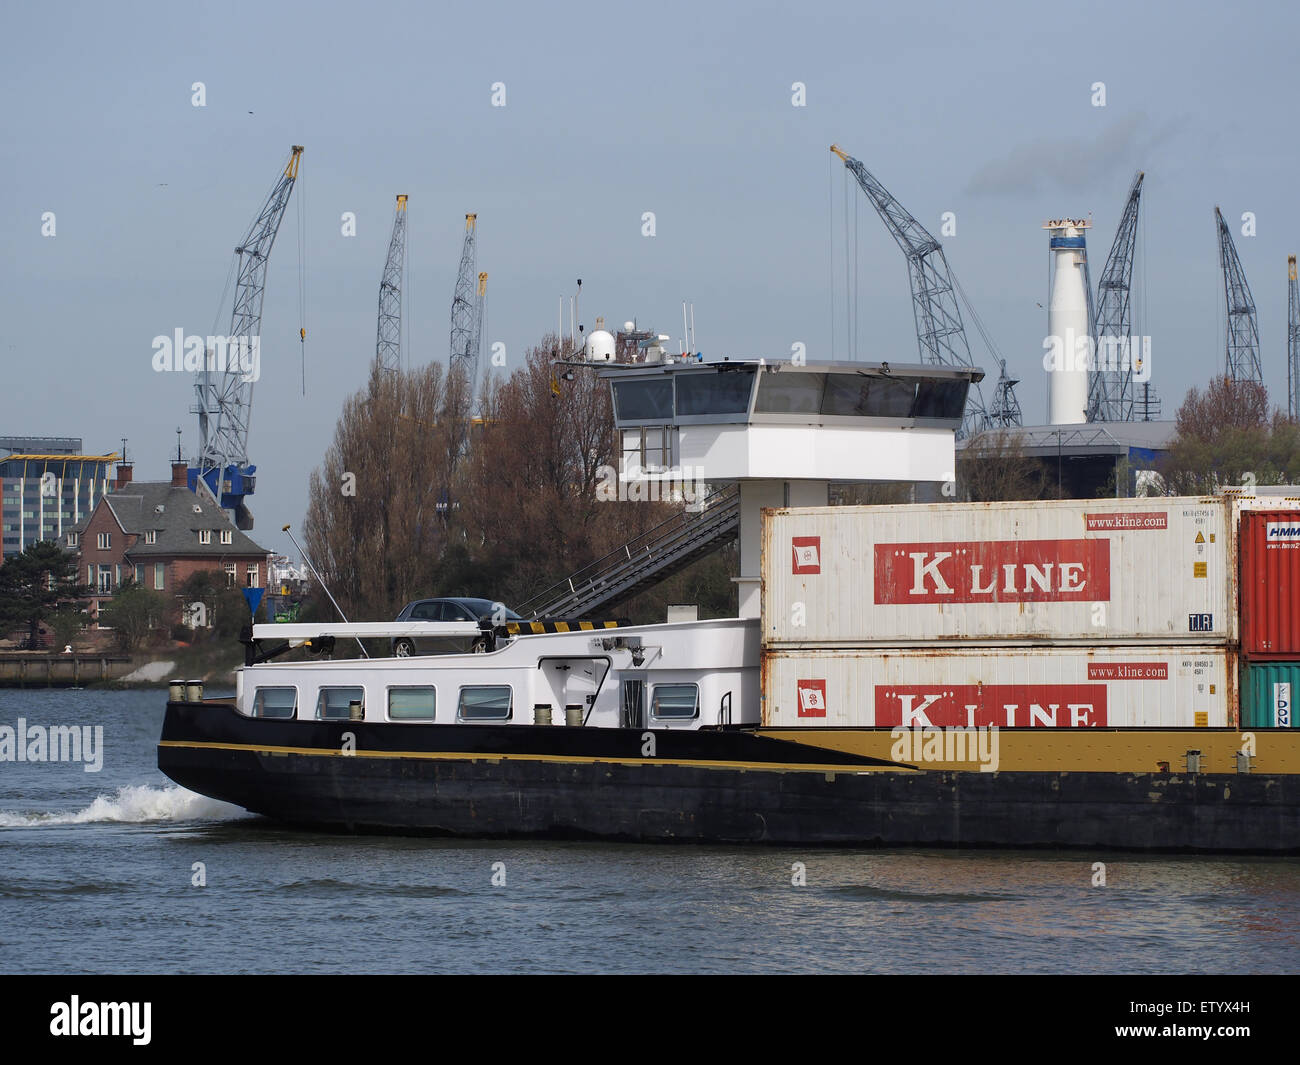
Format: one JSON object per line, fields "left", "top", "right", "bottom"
{"left": 1, "top": 689, "right": 1297, "bottom": 974}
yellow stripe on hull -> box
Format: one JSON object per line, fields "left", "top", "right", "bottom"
{"left": 761, "top": 728, "right": 1300, "bottom": 774}
{"left": 157, "top": 739, "right": 906, "bottom": 776}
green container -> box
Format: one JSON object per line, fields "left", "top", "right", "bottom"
{"left": 1241, "top": 661, "right": 1300, "bottom": 728}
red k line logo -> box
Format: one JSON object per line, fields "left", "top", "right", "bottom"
{"left": 876, "top": 685, "right": 1109, "bottom": 728}
{"left": 791, "top": 536, "right": 821, "bottom": 574}
{"left": 796, "top": 679, "right": 826, "bottom": 717}
{"left": 874, "top": 539, "right": 1110, "bottom": 603}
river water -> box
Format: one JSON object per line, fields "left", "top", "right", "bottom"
{"left": 1, "top": 689, "right": 1297, "bottom": 974}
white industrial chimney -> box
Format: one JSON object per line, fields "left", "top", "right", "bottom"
{"left": 1044, "top": 218, "right": 1092, "bottom": 425}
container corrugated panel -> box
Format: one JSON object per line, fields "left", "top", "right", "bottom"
{"left": 1240, "top": 660, "right": 1299, "bottom": 727}
{"left": 1238, "top": 508, "right": 1300, "bottom": 656}
{"left": 761, "top": 646, "right": 1232, "bottom": 729}
{"left": 763, "top": 497, "right": 1230, "bottom": 646}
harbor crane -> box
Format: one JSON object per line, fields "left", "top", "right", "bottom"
{"left": 191, "top": 145, "right": 303, "bottom": 529}
{"left": 1289, "top": 256, "right": 1299, "bottom": 420}
{"left": 830, "top": 144, "right": 991, "bottom": 436}
{"left": 449, "top": 213, "right": 487, "bottom": 391}
{"left": 1215, "top": 206, "right": 1263, "bottom": 383}
{"left": 987, "top": 359, "right": 1023, "bottom": 428}
{"left": 1089, "top": 172, "right": 1147, "bottom": 421}
{"left": 376, "top": 195, "right": 408, "bottom": 377}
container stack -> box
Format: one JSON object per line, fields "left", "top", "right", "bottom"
{"left": 1237, "top": 503, "right": 1300, "bottom": 728}
{"left": 759, "top": 496, "right": 1293, "bottom": 730}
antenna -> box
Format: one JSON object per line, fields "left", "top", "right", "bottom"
{"left": 175, "top": 427, "right": 183, "bottom": 463}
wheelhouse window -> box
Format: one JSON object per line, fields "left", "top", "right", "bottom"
{"left": 754, "top": 372, "right": 826, "bottom": 414}
{"left": 457, "top": 685, "right": 512, "bottom": 721}
{"left": 912, "top": 377, "right": 970, "bottom": 420}
{"left": 675, "top": 369, "right": 755, "bottom": 417}
{"left": 317, "top": 687, "right": 365, "bottom": 720}
{"left": 651, "top": 683, "right": 699, "bottom": 720}
{"left": 253, "top": 687, "right": 297, "bottom": 719}
{"left": 611, "top": 378, "right": 673, "bottom": 421}
{"left": 821, "top": 374, "right": 917, "bottom": 418}
{"left": 388, "top": 686, "right": 437, "bottom": 721}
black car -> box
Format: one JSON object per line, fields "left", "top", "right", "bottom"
{"left": 390, "top": 597, "right": 523, "bottom": 656}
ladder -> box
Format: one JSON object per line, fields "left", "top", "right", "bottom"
{"left": 516, "top": 486, "right": 740, "bottom": 619}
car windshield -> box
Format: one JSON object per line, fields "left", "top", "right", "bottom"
{"left": 458, "top": 599, "right": 520, "bottom": 620}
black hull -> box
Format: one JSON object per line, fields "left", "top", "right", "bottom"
{"left": 159, "top": 703, "right": 1300, "bottom": 852}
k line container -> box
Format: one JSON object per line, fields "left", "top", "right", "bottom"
{"left": 1238, "top": 508, "right": 1300, "bottom": 657}
{"left": 763, "top": 497, "right": 1231, "bottom": 646}
{"left": 761, "top": 646, "right": 1233, "bottom": 729}
{"left": 1240, "top": 660, "right": 1299, "bottom": 728}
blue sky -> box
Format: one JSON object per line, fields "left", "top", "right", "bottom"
{"left": 2, "top": 0, "right": 1296, "bottom": 555}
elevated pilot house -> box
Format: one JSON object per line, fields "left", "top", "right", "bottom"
{"left": 604, "top": 359, "right": 980, "bottom": 617}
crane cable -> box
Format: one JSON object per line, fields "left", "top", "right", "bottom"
{"left": 828, "top": 151, "right": 836, "bottom": 361}
{"left": 297, "top": 165, "right": 307, "bottom": 396}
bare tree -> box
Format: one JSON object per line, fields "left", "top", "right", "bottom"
{"left": 1159, "top": 377, "right": 1300, "bottom": 494}
{"left": 957, "top": 430, "right": 1047, "bottom": 501}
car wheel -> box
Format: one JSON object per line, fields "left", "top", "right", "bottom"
{"left": 471, "top": 637, "right": 489, "bottom": 654}
{"left": 394, "top": 638, "right": 416, "bottom": 657}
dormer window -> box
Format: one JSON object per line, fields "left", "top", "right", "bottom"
{"left": 144, "top": 530, "right": 157, "bottom": 545}
{"left": 198, "top": 529, "right": 212, "bottom": 545}
{"left": 67, "top": 532, "right": 79, "bottom": 548}
{"left": 220, "top": 529, "right": 233, "bottom": 545}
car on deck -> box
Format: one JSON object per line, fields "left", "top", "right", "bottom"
{"left": 389, "top": 597, "right": 523, "bottom": 656}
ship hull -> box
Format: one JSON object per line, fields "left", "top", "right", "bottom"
{"left": 159, "top": 702, "right": 1300, "bottom": 852}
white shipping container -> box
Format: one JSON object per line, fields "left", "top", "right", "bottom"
{"left": 762, "top": 646, "right": 1232, "bottom": 729}
{"left": 763, "top": 497, "right": 1231, "bottom": 646}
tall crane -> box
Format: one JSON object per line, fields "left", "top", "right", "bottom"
{"left": 988, "top": 360, "right": 1023, "bottom": 428}
{"left": 1289, "top": 255, "right": 1299, "bottom": 420}
{"left": 376, "top": 194, "right": 408, "bottom": 377}
{"left": 1216, "top": 206, "right": 1262, "bottom": 383}
{"left": 1088, "top": 172, "right": 1145, "bottom": 421}
{"left": 830, "top": 144, "right": 990, "bottom": 436}
{"left": 449, "top": 213, "right": 485, "bottom": 391}
{"left": 192, "top": 145, "right": 303, "bottom": 529}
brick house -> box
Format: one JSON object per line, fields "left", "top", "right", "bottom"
{"left": 67, "top": 461, "right": 272, "bottom": 622}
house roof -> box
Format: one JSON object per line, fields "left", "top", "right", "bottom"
{"left": 71, "top": 482, "right": 270, "bottom": 558}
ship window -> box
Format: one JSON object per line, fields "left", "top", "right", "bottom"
{"left": 388, "top": 686, "right": 437, "bottom": 721}
{"left": 457, "top": 685, "right": 512, "bottom": 721}
{"left": 754, "top": 372, "right": 826, "bottom": 414}
{"left": 912, "top": 378, "right": 969, "bottom": 420}
{"left": 650, "top": 683, "right": 699, "bottom": 720}
{"left": 317, "top": 686, "right": 365, "bottom": 720}
{"left": 253, "top": 687, "right": 298, "bottom": 719}
{"left": 612, "top": 378, "right": 673, "bottom": 421}
{"left": 675, "top": 369, "right": 755, "bottom": 416}
{"left": 821, "top": 374, "right": 917, "bottom": 418}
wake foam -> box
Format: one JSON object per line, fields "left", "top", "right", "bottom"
{"left": 0, "top": 784, "right": 246, "bottom": 827}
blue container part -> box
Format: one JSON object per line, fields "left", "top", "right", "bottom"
{"left": 1241, "top": 660, "right": 1300, "bottom": 727}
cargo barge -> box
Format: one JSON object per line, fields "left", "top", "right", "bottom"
{"left": 158, "top": 359, "right": 1300, "bottom": 851}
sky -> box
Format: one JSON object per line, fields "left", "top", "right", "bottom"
{"left": 2, "top": 0, "right": 1297, "bottom": 557}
